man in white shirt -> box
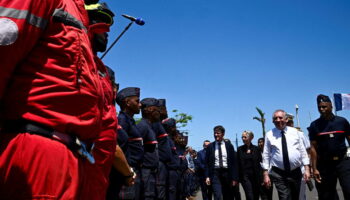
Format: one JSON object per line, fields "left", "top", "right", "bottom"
{"left": 262, "top": 110, "right": 310, "bottom": 200}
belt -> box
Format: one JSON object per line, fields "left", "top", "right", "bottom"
{"left": 318, "top": 151, "right": 348, "bottom": 162}
{"left": 320, "top": 155, "right": 347, "bottom": 161}
{"left": 271, "top": 166, "right": 301, "bottom": 174}
{"left": 214, "top": 167, "right": 228, "bottom": 171}
{"left": 1, "top": 120, "right": 95, "bottom": 164}
{"left": 332, "top": 156, "right": 340, "bottom": 161}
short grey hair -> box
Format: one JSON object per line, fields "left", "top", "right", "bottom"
{"left": 272, "top": 109, "right": 287, "bottom": 120}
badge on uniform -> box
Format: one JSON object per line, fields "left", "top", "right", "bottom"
{"left": 329, "top": 134, "right": 334, "bottom": 138}
{"left": 347, "top": 147, "right": 350, "bottom": 158}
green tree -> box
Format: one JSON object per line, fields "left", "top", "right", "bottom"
{"left": 172, "top": 109, "right": 193, "bottom": 135}
{"left": 253, "top": 107, "right": 266, "bottom": 137}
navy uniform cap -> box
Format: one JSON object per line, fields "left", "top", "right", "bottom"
{"left": 141, "top": 98, "right": 159, "bottom": 108}
{"left": 162, "top": 118, "right": 176, "bottom": 128}
{"left": 158, "top": 99, "right": 166, "bottom": 107}
{"left": 116, "top": 87, "right": 140, "bottom": 105}
{"left": 317, "top": 94, "right": 331, "bottom": 104}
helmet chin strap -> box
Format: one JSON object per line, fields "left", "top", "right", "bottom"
{"left": 84, "top": 0, "right": 99, "bottom": 5}
{"left": 88, "top": 23, "right": 110, "bottom": 40}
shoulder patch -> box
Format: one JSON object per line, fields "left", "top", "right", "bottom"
{"left": 0, "top": 18, "right": 18, "bottom": 46}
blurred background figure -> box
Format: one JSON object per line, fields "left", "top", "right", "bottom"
{"left": 257, "top": 138, "right": 273, "bottom": 200}
{"left": 197, "top": 140, "right": 213, "bottom": 200}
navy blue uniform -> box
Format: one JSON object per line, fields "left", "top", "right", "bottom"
{"left": 137, "top": 118, "right": 159, "bottom": 200}
{"left": 308, "top": 115, "right": 350, "bottom": 200}
{"left": 175, "top": 143, "right": 188, "bottom": 200}
{"left": 152, "top": 122, "right": 172, "bottom": 200}
{"left": 119, "top": 112, "right": 144, "bottom": 167}
{"left": 167, "top": 138, "right": 180, "bottom": 200}
{"left": 107, "top": 121, "right": 129, "bottom": 200}
{"left": 119, "top": 112, "right": 144, "bottom": 200}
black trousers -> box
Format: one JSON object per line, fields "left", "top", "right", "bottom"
{"left": 212, "top": 168, "right": 240, "bottom": 200}
{"left": 269, "top": 167, "right": 302, "bottom": 200}
{"left": 156, "top": 161, "right": 168, "bottom": 200}
{"left": 167, "top": 169, "right": 179, "bottom": 200}
{"left": 316, "top": 158, "right": 350, "bottom": 200}
{"left": 141, "top": 168, "right": 157, "bottom": 200}
{"left": 119, "top": 168, "right": 141, "bottom": 200}
{"left": 241, "top": 172, "right": 260, "bottom": 200}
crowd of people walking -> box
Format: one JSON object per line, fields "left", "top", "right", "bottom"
{"left": 182, "top": 94, "right": 350, "bottom": 200}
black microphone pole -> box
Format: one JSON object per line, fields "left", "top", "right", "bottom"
{"left": 100, "top": 21, "right": 133, "bottom": 59}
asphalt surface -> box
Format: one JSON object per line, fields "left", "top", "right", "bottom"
{"left": 194, "top": 180, "right": 345, "bottom": 200}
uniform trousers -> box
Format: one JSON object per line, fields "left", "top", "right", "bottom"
{"left": 142, "top": 168, "right": 157, "bottom": 200}
{"left": 316, "top": 158, "right": 350, "bottom": 200}
{"left": 156, "top": 161, "right": 168, "bottom": 200}
{"left": 269, "top": 166, "right": 302, "bottom": 200}
{"left": 177, "top": 169, "right": 187, "bottom": 200}
{"left": 119, "top": 168, "right": 141, "bottom": 200}
{"left": 167, "top": 169, "right": 179, "bottom": 200}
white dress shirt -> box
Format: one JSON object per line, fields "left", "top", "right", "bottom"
{"left": 214, "top": 141, "right": 228, "bottom": 168}
{"left": 262, "top": 126, "right": 309, "bottom": 171}
{"left": 298, "top": 130, "right": 310, "bottom": 149}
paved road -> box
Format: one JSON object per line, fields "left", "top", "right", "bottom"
{"left": 194, "top": 180, "right": 344, "bottom": 200}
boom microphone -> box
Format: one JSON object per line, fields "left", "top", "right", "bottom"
{"left": 100, "top": 14, "right": 145, "bottom": 59}
{"left": 122, "top": 14, "right": 145, "bottom": 26}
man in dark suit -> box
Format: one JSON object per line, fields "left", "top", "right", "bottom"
{"left": 205, "top": 125, "right": 239, "bottom": 200}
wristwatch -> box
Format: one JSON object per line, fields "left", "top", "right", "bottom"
{"left": 125, "top": 167, "right": 135, "bottom": 178}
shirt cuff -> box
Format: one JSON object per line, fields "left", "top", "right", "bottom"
{"left": 302, "top": 158, "right": 310, "bottom": 166}
{"left": 261, "top": 162, "right": 269, "bottom": 170}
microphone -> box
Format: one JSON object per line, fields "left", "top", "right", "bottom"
{"left": 122, "top": 14, "right": 145, "bottom": 26}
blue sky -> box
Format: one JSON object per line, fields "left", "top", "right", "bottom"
{"left": 102, "top": 0, "right": 350, "bottom": 150}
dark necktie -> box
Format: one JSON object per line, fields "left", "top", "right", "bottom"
{"left": 218, "top": 142, "right": 223, "bottom": 168}
{"left": 281, "top": 130, "right": 291, "bottom": 172}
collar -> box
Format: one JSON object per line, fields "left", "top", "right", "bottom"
{"left": 216, "top": 140, "right": 224, "bottom": 144}
{"left": 320, "top": 113, "right": 335, "bottom": 121}
{"left": 120, "top": 111, "right": 135, "bottom": 122}
{"left": 278, "top": 126, "right": 287, "bottom": 133}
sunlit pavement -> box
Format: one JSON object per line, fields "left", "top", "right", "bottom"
{"left": 194, "top": 180, "right": 344, "bottom": 200}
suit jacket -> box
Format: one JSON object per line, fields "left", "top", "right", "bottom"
{"left": 197, "top": 149, "right": 207, "bottom": 172}
{"left": 237, "top": 144, "right": 262, "bottom": 183}
{"left": 205, "top": 140, "right": 239, "bottom": 181}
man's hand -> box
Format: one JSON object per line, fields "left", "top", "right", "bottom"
{"left": 232, "top": 180, "right": 238, "bottom": 186}
{"left": 263, "top": 172, "right": 271, "bottom": 188}
{"left": 205, "top": 177, "right": 211, "bottom": 185}
{"left": 124, "top": 169, "right": 136, "bottom": 186}
{"left": 313, "top": 169, "right": 322, "bottom": 183}
{"left": 303, "top": 165, "right": 310, "bottom": 182}
{"left": 124, "top": 175, "right": 135, "bottom": 186}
